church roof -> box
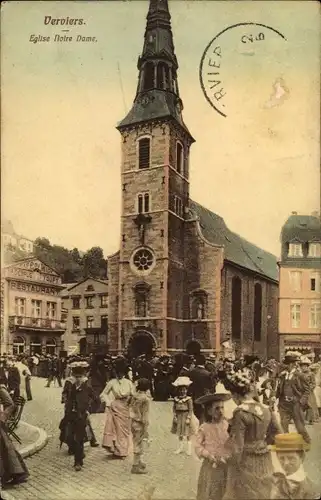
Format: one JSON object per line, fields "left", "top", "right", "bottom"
{"left": 190, "top": 200, "right": 278, "bottom": 282}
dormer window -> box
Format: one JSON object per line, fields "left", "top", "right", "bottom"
{"left": 138, "top": 137, "right": 151, "bottom": 169}
{"left": 86, "top": 285, "right": 94, "bottom": 292}
{"left": 288, "top": 243, "right": 303, "bottom": 257}
{"left": 308, "top": 242, "right": 321, "bottom": 258}
{"left": 176, "top": 142, "right": 184, "bottom": 174}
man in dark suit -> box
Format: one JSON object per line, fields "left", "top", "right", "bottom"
{"left": 0, "top": 356, "right": 21, "bottom": 399}
{"left": 276, "top": 352, "right": 311, "bottom": 444}
{"left": 188, "top": 354, "right": 213, "bottom": 421}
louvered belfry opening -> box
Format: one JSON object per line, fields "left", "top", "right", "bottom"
{"left": 143, "top": 62, "right": 155, "bottom": 91}
{"left": 138, "top": 138, "right": 150, "bottom": 169}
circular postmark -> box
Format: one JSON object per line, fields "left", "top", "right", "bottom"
{"left": 200, "top": 23, "right": 287, "bottom": 117}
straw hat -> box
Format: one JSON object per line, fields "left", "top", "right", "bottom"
{"left": 299, "top": 356, "right": 312, "bottom": 365}
{"left": 172, "top": 376, "right": 192, "bottom": 387}
{"left": 195, "top": 392, "right": 231, "bottom": 405}
{"left": 269, "top": 433, "right": 310, "bottom": 452}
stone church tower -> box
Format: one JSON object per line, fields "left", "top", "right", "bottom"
{"left": 108, "top": 0, "right": 279, "bottom": 359}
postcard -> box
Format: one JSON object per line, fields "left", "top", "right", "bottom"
{"left": 1, "top": 1, "right": 320, "bottom": 499}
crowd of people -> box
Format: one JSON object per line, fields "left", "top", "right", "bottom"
{"left": 0, "top": 348, "right": 320, "bottom": 499}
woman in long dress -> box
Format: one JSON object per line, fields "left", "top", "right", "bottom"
{"left": 101, "top": 358, "right": 134, "bottom": 458}
{"left": 0, "top": 378, "right": 29, "bottom": 487}
{"left": 222, "top": 370, "right": 282, "bottom": 500}
{"left": 194, "top": 393, "right": 232, "bottom": 500}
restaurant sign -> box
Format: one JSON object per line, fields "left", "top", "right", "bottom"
{"left": 10, "top": 280, "right": 59, "bottom": 296}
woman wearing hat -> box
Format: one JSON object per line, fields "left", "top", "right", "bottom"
{"left": 171, "top": 376, "right": 197, "bottom": 455}
{"left": 269, "top": 433, "right": 318, "bottom": 499}
{"left": 101, "top": 357, "right": 134, "bottom": 458}
{"left": 60, "top": 361, "right": 100, "bottom": 457}
{"left": 194, "top": 392, "right": 232, "bottom": 500}
{"left": 222, "top": 370, "right": 282, "bottom": 500}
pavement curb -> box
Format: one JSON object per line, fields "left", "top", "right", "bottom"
{"left": 19, "top": 421, "right": 49, "bottom": 459}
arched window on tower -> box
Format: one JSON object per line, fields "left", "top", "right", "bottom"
{"left": 134, "top": 282, "right": 150, "bottom": 317}
{"left": 138, "top": 137, "right": 151, "bottom": 169}
{"left": 231, "top": 276, "right": 242, "bottom": 339}
{"left": 190, "top": 290, "right": 207, "bottom": 319}
{"left": 254, "top": 283, "right": 262, "bottom": 341}
{"left": 176, "top": 142, "right": 184, "bottom": 174}
{"left": 143, "top": 62, "right": 155, "bottom": 91}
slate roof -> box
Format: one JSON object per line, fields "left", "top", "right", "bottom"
{"left": 190, "top": 200, "right": 279, "bottom": 282}
{"left": 281, "top": 214, "right": 321, "bottom": 243}
{"left": 117, "top": 90, "right": 193, "bottom": 140}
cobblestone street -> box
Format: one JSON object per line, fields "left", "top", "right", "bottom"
{"left": 12, "top": 377, "right": 200, "bottom": 499}
{"left": 9, "top": 377, "right": 321, "bottom": 500}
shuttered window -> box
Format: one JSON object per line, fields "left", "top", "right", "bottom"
{"left": 138, "top": 138, "right": 150, "bottom": 169}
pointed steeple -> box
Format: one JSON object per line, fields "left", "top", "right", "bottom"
{"left": 117, "top": 0, "right": 193, "bottom": 140}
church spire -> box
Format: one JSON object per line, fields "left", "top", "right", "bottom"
{"left": 117, "top": 0, "right": 193, "bottom": 140}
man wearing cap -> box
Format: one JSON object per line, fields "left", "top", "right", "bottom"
{"left": 270, "top": 433, "right": 319, "bottom": 499}
{"left": 276, "top": 352, "right": 311, "bottom": 444}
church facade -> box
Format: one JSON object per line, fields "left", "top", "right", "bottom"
{"left": 107, "top": 0, "right": 279, "bottom": 359}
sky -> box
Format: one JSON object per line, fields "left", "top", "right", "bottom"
{"left": 2, "top": 0, "right": 320, "bottom": 259}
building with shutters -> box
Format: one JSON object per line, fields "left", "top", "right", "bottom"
{"left": 278, "top": 212, "right": 321, "bottom": 359}
{"left": 107, "top": 0, "right": 279, "bottom": 359}
{"left": 60, "top": 278, "right": 109, "bottom": 355}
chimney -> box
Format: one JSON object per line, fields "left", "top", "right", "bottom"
{"left": 291, "top": 211, "right": 298, "bottom": 215}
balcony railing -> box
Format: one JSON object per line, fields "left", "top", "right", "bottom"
{"left": 9, "top": 316, "right": 66, "bottom": 331}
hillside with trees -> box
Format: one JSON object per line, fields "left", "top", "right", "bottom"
{"left": 4, "top": 237, "right": 108, "bottom": 283}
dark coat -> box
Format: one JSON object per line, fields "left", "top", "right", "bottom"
{"left": 188, "top": 366, "right": 213, "bottom": 401}
{"left": 0, "top": 367, "right": 21, "bottom": 399}
{"left": 276, "top": 370, "right": 311, "bottom": 407}
{"left": 272, "top": 473, "right": 319, "bottom": 499}
{"left": 59, "top": 378, "right": 97, "bottom": 445}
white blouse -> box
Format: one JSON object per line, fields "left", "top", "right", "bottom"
{"left": 100, "top": 377, "right": 134, "bottom": 407}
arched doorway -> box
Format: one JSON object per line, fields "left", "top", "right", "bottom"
{"left": 185, "top": 340, "right": 201, "bottom": 356}
{"left": 128, "top": 331, "right": 155, "bottom": 358}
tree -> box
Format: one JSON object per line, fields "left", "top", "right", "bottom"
{"left": 4, "top": 236, "right": 107, "bottom": 283}
{"left": 34, "top": 237, "right": 51, "bottom": 250}
{"left": 70, "top": 248, "right": 81, "bottom": 264}
{"left": 82, "top": 247, "right": 107, "bottom": 279}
